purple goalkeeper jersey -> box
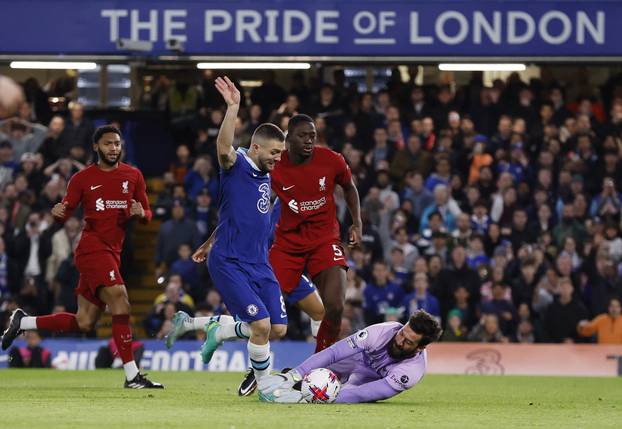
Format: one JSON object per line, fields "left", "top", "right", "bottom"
{"left": 294, "top": 322, "right": 428, "bottom": 403}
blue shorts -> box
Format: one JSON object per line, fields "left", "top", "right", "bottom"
{"left": 208, "top": 251, "right": 288, "bottom": 325}
{"left": 286, "top": 274, "right": 317, "bottom": 305}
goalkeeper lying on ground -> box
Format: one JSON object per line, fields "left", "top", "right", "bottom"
{"left": 258, "top": 310, "right": 442, "bottom": 403}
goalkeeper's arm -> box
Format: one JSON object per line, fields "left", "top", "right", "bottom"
{"left": 335, "top": 379, "right": 401, "bottom": 404}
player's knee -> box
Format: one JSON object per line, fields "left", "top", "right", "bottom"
{"left": 270, "top": 324, "right": 287, "bottom": 339}
{"left": 310, "top": 306, "right": 325, "bottom": 322}
{"left": 76, "top": 315, "right": 95, "bottom": 332}
{"left": 250, "top": 319, "right": 271, "bottom": 340}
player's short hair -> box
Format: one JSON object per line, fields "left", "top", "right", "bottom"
{"left": 408, "top": 310, "right": 442, "bottom": 348}
{"left": 251, "top": 123, "right": 286, "bottom": 145}
{"left": 287, "top": 114, "right": 314, "bottom": 135}
{"left": 92, "top": 125, "right": 122, "bottom": 144}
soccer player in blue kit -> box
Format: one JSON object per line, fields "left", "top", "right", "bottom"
{"left": 187, "top": 76, "right": 287, "bottom": 385}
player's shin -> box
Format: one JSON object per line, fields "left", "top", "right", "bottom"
{"left": 30, "top": 313, "right": 79, "bottom": 333}
{"left": 188, "top": 314, "right": 236, "bottom": 331}
{"left": 248, "top": 341, "right": 271, "bottom": 380}
{"left": 310, "top": 319, "right": 321, "bottom": 338}
{"left": 215, "top": 321, "right": 251, "bottom": 341}
{"left": 112, "top": 314, "right": 139, "bottom": 381}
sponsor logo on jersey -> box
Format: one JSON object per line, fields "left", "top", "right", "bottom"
{"left": 346, "top": 337, "right": 358, "bottom": 349}
{"left": 109, "top": 270, "right": 116, "bottom": 281}
{"left": 95, "top": 198, "right": 129, "bottom": 211}
{"left": 246, "top": 304, "right": 259, "bottom": 317}
{"left": 122, "top": 180, "right": 129, "bottom": 194}
{"left": 319, "top": 176, "right": 326, "bottom": 191}
{"left": 300, "top": 196, "right": 326, "bottom": 211}
{"left": 390, "top": 373, "right": 409, "bottom": 389}
{"left": 288, "top": 199, "right": 299, "bottom": 213}
{"left": 90, "top": 185, "right": 102, "bottom": 190}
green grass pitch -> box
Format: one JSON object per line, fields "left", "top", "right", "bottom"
{"left": 1, "top": 370, "right": 620, "bottom": 429}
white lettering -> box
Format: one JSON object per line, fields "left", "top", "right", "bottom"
{"left": 577, "top": 11, "right": 605, "bottom": 44}
{"left": 101, "top": 9, "right": 128, "bottom": 42}
{"left": 151, "top": 351, "right": 170, "bottom": 370}
{"left": 264, "top": 10, "right": 279, "bottom": 43}
{"left": 140, "top": 350, "right": 152, "bottom": 369}
{"left": 190, "top": 351, "right": 204, "bottom": 371}
{"left": 410, "top": 12, "right": 433, "bottom": 44}
{"left": 131, "top": 9, "right": 158, "bottom": 42}
{"left": 378, "top": 11, "right": 396, "bottom": 34}
{"left": 473, "top": 11, "right": 501, "bottom": 44}
{"left": 228, "top": 351, "right": 247, "bottom": 371}
{"left": 236, "top": 9, "right": 262, "bottom": 43}
{"left": 164, "top": 10, "right": 187, "bottom": 43}
{"left": 283, "top": 10, "right": 311, "bottom": 43}
{"left": 316, "top": 10, "right": 339, "bottom": 43}
{"left": 171, "top": 351, "right": 190, "bottom": 371}
{"left": 205, "top": 10, "right": 232, "bottom": 42}
{"left": 436, "top": 11, "right": 469, "bottom": 45}
{"left": 208, "top": 351, "right": 228, "bottom": 371}
{"left": 353, "top": 11, "right": 376, "bottom": 35}
{"left": 539, "top": 11, "right": 572, "bottom": 45}
{"left": 507, "top": 11, "right": 535, "bottom": 44}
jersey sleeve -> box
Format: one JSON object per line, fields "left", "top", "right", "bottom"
{"left": 335, "top": 378, "right": 401, "bottom": 403}
{"left": 133, "top": 169, "right": 152, "bottom": 223}
{"left": 385, "top": 357, "right": 426, "bottom": 392}
{"left": 293, "top": 335, "right": 361, "bottom": 377}
{"left": 61, "top": 173, "right": 83, "bottom": 220}
{"left": 333, "top": 152, "right": 352, "bottom": 187}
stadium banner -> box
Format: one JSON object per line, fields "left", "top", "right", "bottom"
{"left": 0, "top": 1, "right": 620, "bottom": 57}
{"left": 427, "top": 343, "right": 622, "bottom": 377}
{"left": 2, "top": 340, "right": 621, "bottom": 376}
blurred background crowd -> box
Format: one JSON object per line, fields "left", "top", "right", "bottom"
{"left": 1, "top": 66, "right": 622, "bottom": 350}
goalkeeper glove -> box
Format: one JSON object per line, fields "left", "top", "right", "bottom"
{"left": 257, "top": 370, "right": 302, "bottom": 396}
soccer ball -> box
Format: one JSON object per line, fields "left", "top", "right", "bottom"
{"left": 300, "top": 368, "right": 341, "bottom": 404}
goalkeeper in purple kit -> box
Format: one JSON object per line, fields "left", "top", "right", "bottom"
{"left": 258, "top": 310, "right": 442, "bottom": 403}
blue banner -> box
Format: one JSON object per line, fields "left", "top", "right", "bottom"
{"left": 0, "top": 339, "right": 315, "bottom": 371}
{"left": 1, "top": 1, "right": 620, "bottom": 57}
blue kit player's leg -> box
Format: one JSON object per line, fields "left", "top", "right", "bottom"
{"left": 286, "top": 274, "right": 324, "bottom": 338}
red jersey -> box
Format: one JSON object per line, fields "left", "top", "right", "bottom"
{"left": 61, "top": 163, "right": 152, "bottom": 257}
{"left": 271, "top": 146, "right": 352, "bottom": 252}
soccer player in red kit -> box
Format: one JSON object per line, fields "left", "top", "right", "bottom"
{"left": 1, "top": 125, "right": 163, "bottom": 389}
{"left": 271, "top": 114, "right": 362, "bottom": 351}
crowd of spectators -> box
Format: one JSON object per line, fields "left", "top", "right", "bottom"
{"left": 2, "top": 67, "right": 622, "bottom": 347}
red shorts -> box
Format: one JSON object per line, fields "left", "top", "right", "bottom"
{"left": 75, "top": 251, "right": 124, "bottom": 309}
{"left": 269, "top": 240, "right": 347, "bottom": 294}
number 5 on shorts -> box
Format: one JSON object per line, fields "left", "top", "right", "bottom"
{"left": 332, "top": 244, "right": 344, "bottom": 261}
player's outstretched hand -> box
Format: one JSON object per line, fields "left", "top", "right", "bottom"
{"left": 258, "top": 371, "right": 301, "bottom": 396}
{"left": 129, "top": 199, "right": 145, "bottom": 218}
{"left": 348, "top": 224, "right": 362, "bottom": 248}
{"left": 51, "top": 202, "right": 67, "bottom": 218}
{"left": 259, "top": 388, "right": 306, "bottom": 404}
{"left": 215, "top": 76, "right": 240, "bottom": 107}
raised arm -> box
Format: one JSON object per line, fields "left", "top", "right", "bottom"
{"left": 214, "top": 76, "right": 240, "bottom": 170}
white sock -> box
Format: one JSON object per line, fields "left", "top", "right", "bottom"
{"left": 310, "top": 319, "right": 321, "bottom": 338}
{"left": 20, "top": 317, "right": 37, "bottom": 330}
{"left": 123, "top": 361, "right": 139, "bottom": 381}
{"left": 186, "top": 315, "right": 236, "bottom": 332}
{"left": 215, "top": 322, "right": 251, "bottom": 342}
{"left": 247, "top": 341, "right": 271, "bottom": 380}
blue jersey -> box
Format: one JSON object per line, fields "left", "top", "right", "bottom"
{"left": 268, "top": 198, "right": 281, "bottom": 246}
{"left": 211, "top": 148, "right": 272, "bottom": 263}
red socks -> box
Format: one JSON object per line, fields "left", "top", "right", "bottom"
{"left": 111, "top": 314, "right": 134, "bottom": 364}
{"left": 314, "top": 318, "right": 340, "bottom": 353}
{"left": 36, "top": 313, "right": 80, "bottom": 333}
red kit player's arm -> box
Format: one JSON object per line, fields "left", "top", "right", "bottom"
{"left": 134, "top": 170, "right": 152, "bottom": 223}
{"left": 61, "top": 174, "right": 83, "bottom": 221}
